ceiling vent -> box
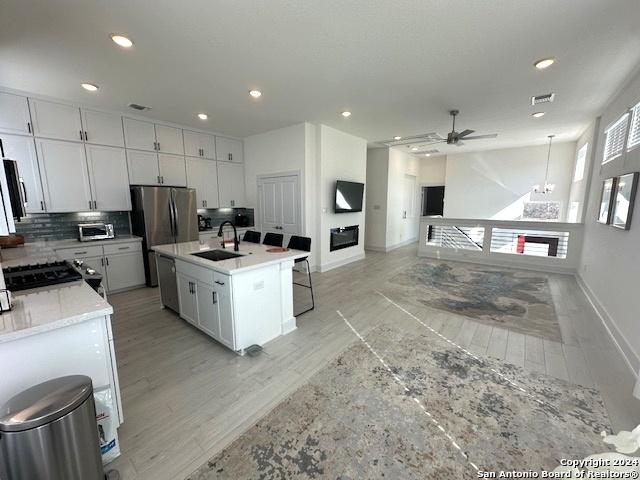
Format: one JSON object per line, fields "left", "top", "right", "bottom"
{"left": 423, "top": 149, "right": 440, "bottom": 154}
{"left": 531, "top": 93, "right": 555, "bottom": 106}
{"left": 128, "top": 103, "right": 152, "bottom": 111}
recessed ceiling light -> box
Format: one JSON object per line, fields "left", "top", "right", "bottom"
{"left": 411, "top": 147, "right": 418, "bottom": 151}
{"left": 110, "top": 34, "right": 134, "bottom": 48}
{"left": 81, "top": 83, "right": 99, "bottom": 92}
{"left": 197, "top": 113, "right": 208, "bottom": 120}
{"left": 534, "top": 58, "right": 555, "bottom": 69}
{"left": 341, "top": 111, "right": 352, "bottom": 118}
{"left": 394, "top": 136, "right": 402, "bottom": 140}
{"left": 531, "top": 112, "right": 545, "bottom": 118}
{"left": 425, "top": 153, "right": 431, "bottom": 157}
{"left": 249, "top": 90, "right": 262, "bottom": 98}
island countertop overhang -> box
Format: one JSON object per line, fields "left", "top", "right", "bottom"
{"left": 152, "top": 240, "right": 309, "bottom": 275}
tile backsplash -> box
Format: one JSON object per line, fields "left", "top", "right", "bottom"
{"left": 15, "top": 212, "right": 131, "bottom": 242}
{"left": 197, "top": 208, "right": 255, "bottom": 228}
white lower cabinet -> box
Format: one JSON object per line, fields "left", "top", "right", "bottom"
{"left": 104, "top": 252, "right": 145, "bottom": 291}
{"left": 55, "top": 241, "right": 145, "bottom": 293}
{"left": 176, "top": 263, "right": 235, "bottom": 349}
{"left": 177, "top": 273, "right": 199, "bottom": 326}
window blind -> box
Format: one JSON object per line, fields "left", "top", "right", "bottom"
{"left": 628, "top": 101, "right": 640, "bottom": 151}
{"left": 603, "top": 113, "right": 629, "bottom": 163}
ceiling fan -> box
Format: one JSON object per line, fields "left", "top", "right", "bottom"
{"left": 379, "top": 110, "right": 498, "bottom": 153}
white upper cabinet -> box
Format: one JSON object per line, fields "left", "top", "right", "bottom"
{"left": 186, "top": 157, "right": 219, "bottom": 208}
{"left": 0, "top": 134, "right": 45, "bottom": 213}
{"left": 183, "top": 130, "right": 216, "bottom": 159}
{"left": 35, "top": 139, "right": 93, "bottom": 212}
{"left": 217, "top": 162, "right": 245, "bottom": 207}
{"left": 127, "top": 150, "right": 161, "bottom": 185}
{"left": 81, "top": 109, "right": 125, "bottom": 147}
{"left": 155, "top": 125, "right": 184, "bottom": 155}
{"left": 123, "top": 118, "right": 156, "bottom": 152}
{"left": 215, "top": 136, "right": 243, "bottom": 163}
{"left": 86, "top": 145, "right": 131, "bottom": 211}
{"left": 158, "top": 154, "right": 187, "bottom": 186}
{"left": 29, "top": 98, "right": 83, "bottom": 142}
{"left": 0, "top": 92, "right": 32, "bottom": 135}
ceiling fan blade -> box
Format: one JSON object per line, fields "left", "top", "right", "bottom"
{"left": 458, "top": 129, "right": 475, "bottom": 138}
{"left": 463, "top": 134, "right": 498, "bottom": 140}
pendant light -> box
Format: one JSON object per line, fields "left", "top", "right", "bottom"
{"left": 533, "top": 135, "right": 556, "bottom": 194}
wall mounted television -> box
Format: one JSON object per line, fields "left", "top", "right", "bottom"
{"left": 334, "top": 180, "right": 365, "bottom": 213}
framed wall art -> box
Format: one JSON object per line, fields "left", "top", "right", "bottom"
{"left": 597, "top": 177, "right": 617, "bottom": 224}
{"left": 611, "top": 172, "right": 639, "bottom": 230}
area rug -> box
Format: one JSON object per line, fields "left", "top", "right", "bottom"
{"left": 384, "top": 260, "right": 561, "bottom": 341}
{"left": 186, "top": 322, "right": 610, "bottom": 479}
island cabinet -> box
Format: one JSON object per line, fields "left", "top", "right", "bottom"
{"left": 172, "top": 255, "right": 284, "bottom": 353}
{"left": 175, "top": 261, "right": 236, "bottom": 350}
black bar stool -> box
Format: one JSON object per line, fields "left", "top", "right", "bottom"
{"left": 263, "top": 232, "right": 284, "bottom": 247}
{"left": 243, "top": 230, "right": 261, "bottom": 243}
{"left": 287, "top": 235, "right": 314, "bottom": 316}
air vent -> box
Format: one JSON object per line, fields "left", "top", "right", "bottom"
{"left": 128, "top": 103, "right": 152, "bottom": 111}
{"left": 423, "top": 149, "right": 439, "bottom": 154}
{"left": 531, "top": 93, "right": 555, "bottom": 106}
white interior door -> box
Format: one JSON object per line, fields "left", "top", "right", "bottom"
{"left": 86, "top": 145, "right": 131, "bottom": 211}
{"left": 258, "top": 174, "right": 302, "bottom": 241}
{"left": 0, "top": 133, "right": 45, "bottom": 213}
{"left": 401, "top": 174, "right": 417, "bottom": 240}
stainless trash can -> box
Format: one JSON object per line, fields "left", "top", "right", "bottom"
{"left": 0, "top": 375, "right": 104, "bottom": 480}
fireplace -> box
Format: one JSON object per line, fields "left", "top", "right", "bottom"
{"left": 330, "top": 225, "right": 359, "bottom": 251}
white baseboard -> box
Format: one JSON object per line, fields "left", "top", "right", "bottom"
{"left": 576, "top": 273, "right": 639, "bottom": 377}
{"left": 281, "top": 317, "right": 297, "bottom": 335}
{"left": 318, "top": 253, "right": 366, "bottom": 272}
{"left": 365, "top": 238, "right": 417, "bottom": 253}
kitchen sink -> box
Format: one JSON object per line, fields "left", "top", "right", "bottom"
{"left": 191, "top": 249, "right": 244, "bottom": 261}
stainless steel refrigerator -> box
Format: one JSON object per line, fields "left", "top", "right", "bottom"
{"left": 130, "top": 186, "right": 198, "bottom": 286}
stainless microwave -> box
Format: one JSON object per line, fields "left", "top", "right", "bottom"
{"left": 78, "top": 223, "right": 115, "bottom": 242}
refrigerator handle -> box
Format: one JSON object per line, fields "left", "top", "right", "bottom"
{"left": 168, "top": 195, "right": 176, "bottom": 239}
{"left": 173, "top": 194, "right": 179, "bottom": 237}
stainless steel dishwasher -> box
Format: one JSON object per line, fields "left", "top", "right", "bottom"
{"left": 156, "top": 254, "right": 179, "bottom": 313}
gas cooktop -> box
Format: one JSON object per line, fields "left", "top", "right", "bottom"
{"left": 2, "top": 261, "right": 83, "bottom": 292}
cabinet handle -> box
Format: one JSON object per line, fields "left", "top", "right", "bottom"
{"left": 204, "top": 200, "right": 207, "bottom": 207}
{"left": 106, "top": 257, "right": 109, "bottom": 266}
{"left": 93, "top": 200, "right": 97, "bottom": 209}
{"left": 118, "top": 246, "right": 129, "bottom": 250}
{"left": 75, "top": 251, "right": 88, "bottom": 255}
{"left": 160, "top": 176, "right": 164, "bottom": 184}
{"left": 27, "top": 122, "right": 32, "bottom": 134}
{"left": 212, "top": 291, "right": 217, "bottom": 304}
{"left": 40, "top": 200, "right": 44, "bottom": 211}
{"left": 80, "top": 130, "right": 84, "bottom": 141}
{"left": 88, "top": 201, "right": 92, "bottom": 210}
{"left": 215, "top": 280, "right": 225, "bottom": 286}
{"left": 153, "top": 141, "right": 157, "bottom": 151}
{"left": 157, "top": 142, "right": 161, "bottom": 151}
{"left": 228, "top": 153, "right": 232, "bottom": 161}
{"left": 230, "top": 200, "right": 235, "bottom": 207}
{"left": 157, "top": 175, "right": 161, "bottom": 184}
{"left": 84, "top": 131, "right": 88, "bottom": 141}
{"left": 101, "top": 258, "right": 104, "bottom": 266}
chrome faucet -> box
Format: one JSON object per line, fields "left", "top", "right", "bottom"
{"left": 217, "top": 221, "right": 240, "bottom": 252}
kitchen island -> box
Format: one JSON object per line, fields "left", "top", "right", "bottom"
{"left": 153, "top": 239, "right": 308, "bottom": 353}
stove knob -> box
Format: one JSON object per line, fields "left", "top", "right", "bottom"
{"left": 73, "top": 259, "right": 84, "bottom": 267}
{"left": 86, "top": 268, "right": 96, "bottom": 275}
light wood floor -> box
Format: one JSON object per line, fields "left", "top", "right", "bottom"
{"left": 107, "top": 244, "right": 640, "bottom": 479}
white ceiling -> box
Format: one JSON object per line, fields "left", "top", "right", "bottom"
{"left": 1, "top": 0, "right": 640, "bottom": 153}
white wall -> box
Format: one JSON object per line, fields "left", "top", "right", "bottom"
{"left": 365, "top": 148, "right": 389, "bottom": 249}
{"left": 418, "top": 156, "right": 447, "bottom": 186}
{"left": 568, "top": 120, "right": 598, "bottom": 223}
{"left": 243, "top": 122, "right": 317, "bottom": 265}
{"left": 579, "top": 66, "right": 640, "bottom": 375}
{"left": 443, "top": 142, "right": 576, "bottom": 220}
{"left": 317, "top": 125, "right": 368, "bottom": 271}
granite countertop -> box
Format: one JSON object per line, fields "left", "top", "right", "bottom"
{"left": 0, "top": 242, "right": 114, "bottom": 343}
{"left": 153, "top": 239, "right": 307, "bottom": 275}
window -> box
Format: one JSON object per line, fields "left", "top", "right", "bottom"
{"left": 602, "top": 113, "right": 629, "bottom": 163}
{"left": 573, "top": 144, "right": 588, "bottom": 182}
{"left": 628, "top": 101, "right": 640, "bottom": 151}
